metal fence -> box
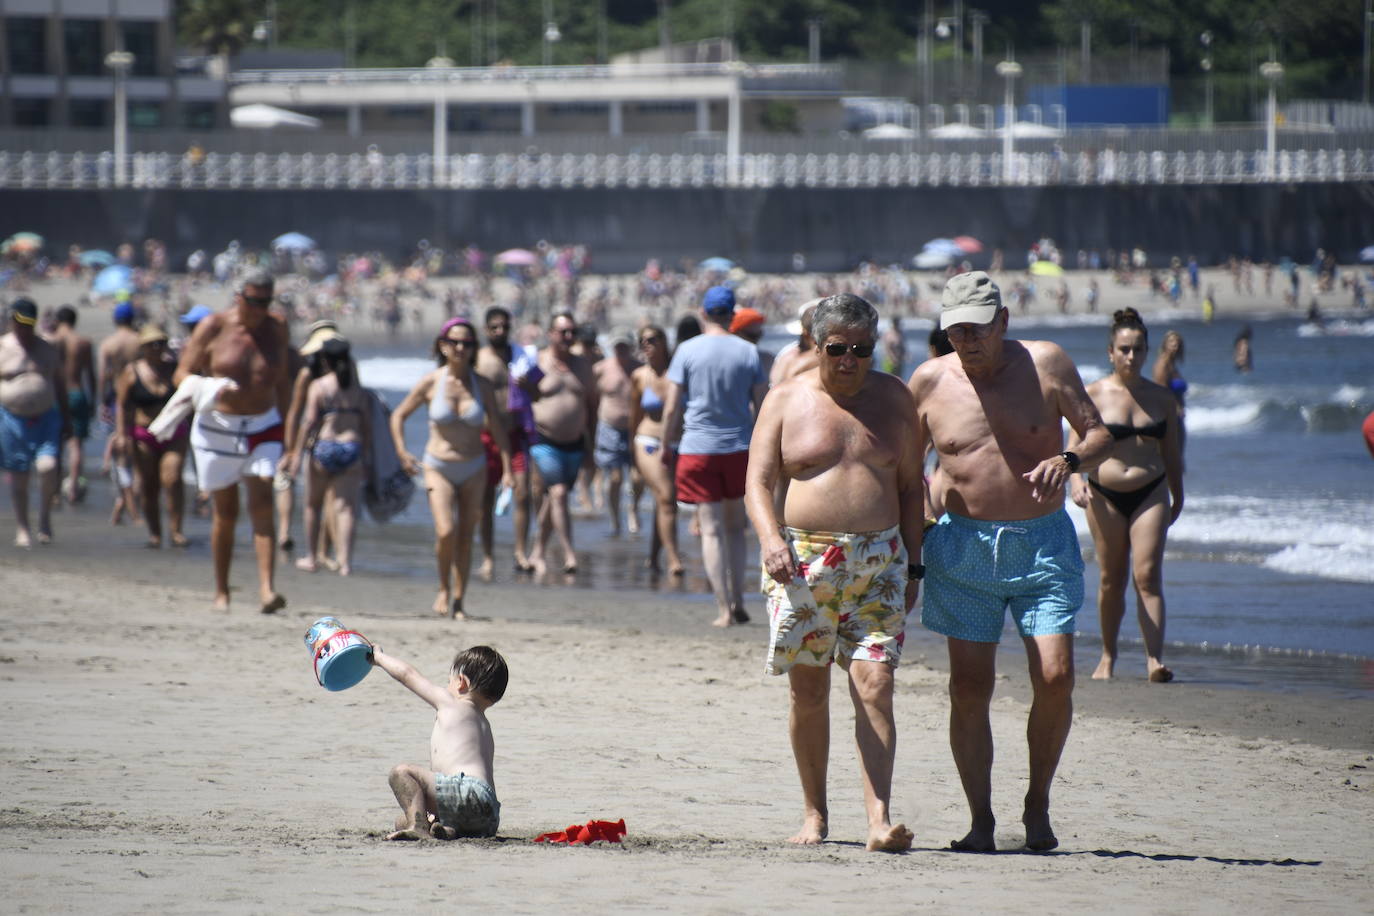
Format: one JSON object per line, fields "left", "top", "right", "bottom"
{"left": 3, "top": 147, "right": 1371, "bottom": 190}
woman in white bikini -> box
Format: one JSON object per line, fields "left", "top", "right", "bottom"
{"left": 628, "top": 325, "right": 683, "bottom": 575}
{"left": 391, "top": 318, "right": 512, "bottom": 619}
{"left": 1069, "top": 308, "right": 1184, "bottom": 683}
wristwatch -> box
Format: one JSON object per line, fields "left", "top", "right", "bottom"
{"left": 1060, "top": 450, "right": 1081, "bottom": 472}
{"left": 907, "top": 563, "right": 925, "bottom": 582}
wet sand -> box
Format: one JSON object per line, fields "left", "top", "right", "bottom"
{"left": 1, "top": 493, "right": 1371, "bottom": 912}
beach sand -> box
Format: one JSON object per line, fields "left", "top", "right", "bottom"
{"left": 1, "top": 502, "right": 1371, "bottom": 913}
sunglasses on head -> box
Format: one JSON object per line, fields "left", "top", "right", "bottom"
{"left": 823, "top": 342, "right": 875, "bottom": 358}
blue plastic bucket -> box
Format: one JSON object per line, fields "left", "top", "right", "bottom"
{"left": 305, "top": 616, "right": 373, "bottom": 692}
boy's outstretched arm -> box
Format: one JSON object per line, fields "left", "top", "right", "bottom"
{"left": 370, "top": 647, "right": 450, "bottom": 710}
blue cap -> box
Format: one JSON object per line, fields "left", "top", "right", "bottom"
{"left": 702, "top": 285, "right": 736, "bottom": 314}
{"left": 180, "top": 304, "right": 213, "bottom": 325}
{"left": 113, "top": 302, "right": 135, "bottom": 324}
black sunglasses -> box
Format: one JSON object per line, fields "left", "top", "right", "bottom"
{"left": 639, "top": 335, "right": 663, "bottom": 345}
{"left": 242, "top": 295, "right": 273, "bottom": 308}
{"left": 823, "top": 342, "right": 875, "bottom": 358}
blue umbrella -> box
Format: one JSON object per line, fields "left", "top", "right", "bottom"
{"left": 921, "top": 238, "right": 964, "bottom": 258}
{"left": 272, "top": 231, "right": 316, "bottom": 251}
{"left": 1360, "top": 245, "right": 1374, "bottom": 263}
{"left": 700, "top": 256, "right": 735, "bottom": 272}
{"left": 79, "top": 249, "right": 116, "bottom": 268}
{"left": 91, "top": 264, "right": 133, "bottom": 296}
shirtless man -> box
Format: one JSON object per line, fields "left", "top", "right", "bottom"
{"left": 907, "top": 271, "right": 1113, "bottom": 852}
{"left": 474, "top": 307, "right": 535, "bottom": 574}
{"left": 769, "top": 300, "right": 820, "bottom": 386}
{"left": 51, "top": 306, "right": 95, "bottom": 503}
{"left": 590, "top": 333, "right": 642, "bottom": 537}
{"left": 176, "top": 270, "right": 292, "bottom": 613}
{"left": 527, "top": 312, "right": 596, "bottom": 575}
{"left": 746, "top": 293, "right": 922, "bottom": 853}
{"left": 1, "top": 300, "right": 69, "bottom": 546}
{"left": 99, "top": 301, "right": 142, "bottom": 516}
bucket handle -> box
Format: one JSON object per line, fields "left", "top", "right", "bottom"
{"left": 313, "top": 630, "right": 372, "bottom": 686}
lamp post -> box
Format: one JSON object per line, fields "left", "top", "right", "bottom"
{"left": 1364, "top": 0, "right": 1372, "bottom": 104}
{"left": 1260, "top": 60, "right": 1283, "bottom": 179}
{"left": 995, "top": 59, "right": 1021, "bottom": 183}
{"left": 1200, "top": 30, "right": 1213, "bottom": 128}
{"left": 427, "top": 55, "right": 454, "bottom": 186}
{"left": 105, "top": 50, "right": 134, "bottom": 187}
{"left": 542, "top": 0, "right": 561, "bottom": 66}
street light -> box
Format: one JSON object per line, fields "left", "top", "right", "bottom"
{"left": 105, "top": 50, "right": 134, "bottom": 187}
{"left": 1260, "top": 60, "right": 1284, "bottom": 179}
{"left": 542, "top": 0, "right": 561, "bottom": 66}
{"left": 1200, "top": 30, "right": 1214, "bottom": 129}
{"left": 427, "top": 55, "right": 454, "bottom": 186}
{"left": 995, "top": 59, "right": 1021, "bottom": 183}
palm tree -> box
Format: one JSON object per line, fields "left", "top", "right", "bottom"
{"left": 179, "top": 0, "right": 258, "bottom": 76}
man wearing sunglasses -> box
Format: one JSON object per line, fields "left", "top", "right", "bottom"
{"left": 176, "top": 269, "right": 292, "bottom": 614}
{"left": 907, "top": 271, "right": 1113, "bottom": 853}
{"left": 745, "top": 293, "right": 922, "bottom": 853}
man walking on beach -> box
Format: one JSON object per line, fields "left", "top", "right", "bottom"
{"left": 176, "top": 270, "right": 291, "bottom": 613}
{"left": 746, "top": 293, "right": 923, "bottom": 852}
{"left": 0, "top": 299, "right": 68, "bottom": 546}
{"left": 475, "top": 307, "right": 535, "bottom": 574}
{"left": 51, "top": 306, "right": 95, "bottom": 503}
{"left": 908, "top": 271, "right": 1113, "bottom": 851}
{"left": 662, "top": 286, "right": 767, "bottom": 627}
{"left": 591, "top": 333, "right": 642, "bottom": 537}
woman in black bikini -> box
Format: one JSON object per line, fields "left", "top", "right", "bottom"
{"left": 1069, "top": 308, "right": 1184, "bottom": 683}
{"left": 113, "top": 325, "right": 189, "bottom": 548}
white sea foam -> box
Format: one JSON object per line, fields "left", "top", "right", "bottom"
{"left": 358, "top": 357, "right": 434, "bottom": 393}
{"left": 1184, "top": 402, "right": 1265, "bottom": 432}
{"left": 1263, "top": 543, "right": 1374, "bottom": 583}
{"left": 1296, "top": 318, "right": 1374, "bottom": 337}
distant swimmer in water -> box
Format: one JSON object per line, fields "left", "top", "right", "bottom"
{"left": 1152, "top": 329, "right": 1187, "bottom": 449}
{"left": 1070, "top": 309, "right": 1184, "bottom": 683}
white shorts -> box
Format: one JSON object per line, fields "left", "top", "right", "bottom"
{"left": 191, "top": 407, "right": 284, "bottom": 493}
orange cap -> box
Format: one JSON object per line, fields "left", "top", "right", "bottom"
{"left": 729, "top": 308, "right": 766, "bottom": 334}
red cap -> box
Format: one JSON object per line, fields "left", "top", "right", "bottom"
{"left": 729, "top": 308, "right": 766, "bottom": 334}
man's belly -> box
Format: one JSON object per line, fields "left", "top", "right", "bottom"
{"left": 215, "top": 383, "right": 279, "bottom": 416}
{"left": 533, "top": 394, "right": 585, "bottom": 442}
{"left": 783, "top": 472, "right": 900, "bottom": 533}
{"left": 0, "top": 374, "right": 55, "bottom": 417}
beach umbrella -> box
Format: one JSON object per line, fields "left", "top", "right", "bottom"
{"left": 494, "top": 248, "right": 538, "bottom": 266}
{"left": 862, "top": 123, "right": 917, "bottom": 140}
{"left": 91, "top": 264, "right": 134, "bottom": 296}
{"left": 78, "top": 249, "right": 116, "bottom": 268}
{"left": 922, "top": 238, "right": 965, "bottom": 258}
{"left": 700, "top": 256, "right": 734, "bottom": 272}
{"left": 272, "top": 231, "right": 316, "bottom": 252}
{"left": 953, "top": 235, "right": 984, "bottom": 254}
{"left": 230, "top": 103, "right": 322, "bottom": 130}
{"left": 1360, "top": 245, "right": 1374, "bottom": 263}
{"left": 1029, "top": 260, "right": 1065, "bottom": 277}
{"left": 2, "top": 231, "right": 43, "bottom": 254}
{"left": 928, "top": 123, "right": 988, "bottom": 139}
{"left": 913, "top": 250, "right": 955, "bottom": 269}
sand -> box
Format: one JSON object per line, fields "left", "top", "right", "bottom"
{"left": 1, "top": 500, "right": 1371, "bottom": 914}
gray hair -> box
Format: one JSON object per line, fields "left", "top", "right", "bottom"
{"left": 238, "top": 269, "right": 275, "bottom": 293}
{"left": 811, "top": 293, "right": 878, "bottom": 346}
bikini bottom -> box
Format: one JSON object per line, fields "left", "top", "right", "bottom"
{"left": 1089, "top": 474, "right": 1166, "bottom": 519}
{"left": 423, "top": 450, "right": 486, "bottom": 488}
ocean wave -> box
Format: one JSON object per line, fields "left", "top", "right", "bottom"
{"left": 1263, "top": 543, "right": 1374, "bottom": 584}
{"left": 1296, "top": 318, "right": 1374, "bottom": 337}
{"left": 358, "top": 356, "right": 435, "bottom": 392}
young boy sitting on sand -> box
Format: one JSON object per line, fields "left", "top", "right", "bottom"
{"left": 369, "top": 644, "right": 507, "bottom": 840}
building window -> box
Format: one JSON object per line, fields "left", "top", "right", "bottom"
{"left": 129, "top": 101, "right": 162, "bottom": 128}
{"left": 12, "top": 99, "right": 51, "bottom": 127}
{"left": 182, "top": 102, "right": 217, "bottom": 129}
{"left": 69, "top": 99, "right": 107, "bottom": 128}
{"left": 6, "top": 18, "right": 48, "bottom": 74}
{"left": 64, "top": 20, "right": 105, "bottom": 76}
{"left": 120, "top": 21, "right": 158, "bottom": 76}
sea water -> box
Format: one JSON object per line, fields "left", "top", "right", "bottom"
{"left": 355, "top": 311, "right": 1374, "bottom": 696}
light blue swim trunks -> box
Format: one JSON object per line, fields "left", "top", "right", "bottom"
{"left": 434, "top": 772, "right": 500, "bottom": 838}
{"left": 921, "top": 509, "right": 1083, "bottom": 644}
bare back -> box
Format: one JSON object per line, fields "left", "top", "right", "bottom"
{"left": 98, "top": 328, "right": 140, "bottom": 400}
{"left": 55, "top": 329, "right": 94, "bottom": 394}
{"left": 430, "top": 697, "right": 495, "bottom": 787}
{"left": 912, "top": 340, "right": 1097, "bottom": 521}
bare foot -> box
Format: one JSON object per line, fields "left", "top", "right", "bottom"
{"left": 450, "top": 597, "right": 466, "bottom": 621}
{"left": 478, "top": 557, "right": 494, "bottom": 582}
{"left": 259, "top": 593, "right": 286, "bottom": 615}
{"left": 212, "top": 593, "right": 230, "bottom": 613}
{"left": 319, "top": 556, "right": 341, "bottom": 572}
{"left": 36, "top": 528, "right": 52, "bottom": 544}
{"left": 1091, "top": 656, "right": 1115, "bottom": 680}
{"left": 432, "top": 591, "right": 451, "bottom": 616}
{"left": 1022, "top": 810, "right": 1058, "bottom": 852}
{"left": 295, "top": 556, "right": 318, "bottom": 573}
{"left": 429, "top": 822, "right": 457, "bottom": 840}
{"left": 14, "top": 530, "right": 32, "bottom": 549}
{"left": 1148, "top": 664, "right": 1174, "bottom": 683}
{"left": 731, "top": 605, "right": 750, "bottom": 624}
{"left": 711, "top": 611, "right": 733, "bottom": 628}
{"left": 145, "top": 536, "right": 162, "bottom": 549}
{"left": 529, "top": 554, "right": 547, "bottom": 577}
{"left": 277, "top": 538, "right": 294, "bottom": 554}
{"left": 626, "top": 515, "right": 640, "bottom": 535}
{"left": 668, "top": 561, "right": 685, "bottom": 577}
{"left": 949, "top": 824, "right": 996, "bottom": 852}
{"left": 788, "top": 814, "right": 828, "bottom": 845}
{"left": 867, "top": 822, "right": 914, "bottom": 853}
{"left": 170, "top": 533, "right": 189, "bottom": 548}
{"left": 562, "top": 561, "right": 578, "bottom": 575}
{"left": 338, "top": 565, "right": 351, "bottom": 577}
{"left": 385, "top": 826, "right": 431, "bottom": 842}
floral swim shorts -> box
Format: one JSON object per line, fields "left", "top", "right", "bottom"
{"left": 763, "top": 525, "right": 909, "bottom": 675}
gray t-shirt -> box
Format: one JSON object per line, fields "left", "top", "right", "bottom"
{"left": 667, "top": 332, "right": 765, "bottom": 455}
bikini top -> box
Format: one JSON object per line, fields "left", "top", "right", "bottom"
{"left": 129, "top": 367, "right": 171, "bottom": 411}
{"left": 1169, "top": 376, "right": 1188, "bottom": 397}
{"left": 430, "top": 370, "right": 485, "bottom": 429}
{"left": 1105, "top": 418, "right": 1167, "bottom": 440}
{"left": 640, "top": 385, "right": 664, "bottom": 413}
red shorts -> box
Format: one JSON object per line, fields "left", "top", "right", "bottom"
{"left": 674, "top": 450, "right": 749, "bottom": 504}
{"left": 482, "top": 425, "right": 529, "bottom": 485}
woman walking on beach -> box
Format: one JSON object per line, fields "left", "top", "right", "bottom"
{"left": 1070, "top": 308, "right": 1184, "bottom": 682}
{"left": 114, "top": 325, "right": 189, "bottom": 548}
{"left": 629, "top": 325, "right": 684, "bottom": 575}
{"left": 391, "top": 318, "right": 512, "bottom": 619}
{"left": 282, "top": 337, "right": 369, "bottom": 576}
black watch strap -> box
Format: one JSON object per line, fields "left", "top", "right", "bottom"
{"left": 1060, "top": 450, "right": 1081, "bottom": 472}
{"left": 907, "top": 563, "right": 925, "bottom": 581}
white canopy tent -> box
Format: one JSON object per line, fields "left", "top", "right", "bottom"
{"left": 230, "top": 103, "right": 323, "bottom": 130}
